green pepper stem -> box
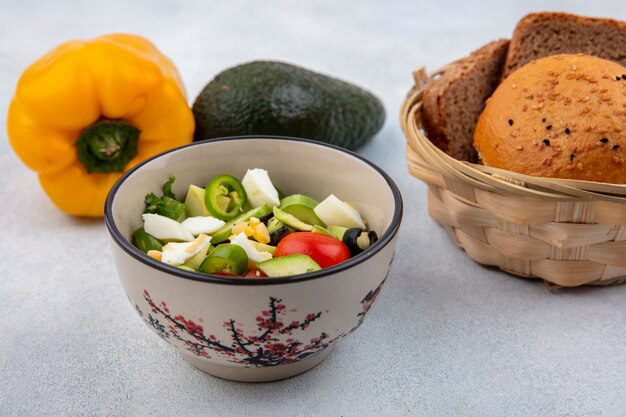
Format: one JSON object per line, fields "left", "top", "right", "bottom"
{"left": 75, "top": 119, "right": 140, "bottom": 173}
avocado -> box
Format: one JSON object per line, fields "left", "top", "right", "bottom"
{"left": 211, "top": 204, "right": 272, "bottom": 244}
{"left": 192, "top": 61, "right": 385, "bottom": 150}
{"left": 184, "top": 184, "right": 211, "bottom": 217}
{"left": 273, "top": 206, "right": 313, "bottom": 232}
{"left": 311, "top": 225, "right": 338, "bottom": 239}
{"left": 257, "top": 254, "right": 321, "bottom": 277}
{"left": 279, "top": 194, "right": 324, "bottom": 226}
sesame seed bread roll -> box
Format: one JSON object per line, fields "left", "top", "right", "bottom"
{"left": 474, "top": 54, "right": 626, "bottom": 183}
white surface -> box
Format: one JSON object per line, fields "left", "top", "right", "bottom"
{"left": 1, "top": 1, "right": 625, "bottom": 416}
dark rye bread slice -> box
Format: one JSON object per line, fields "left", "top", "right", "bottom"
{"left": 503, "top": 12, "right": 626, "bottom": 78}
{"left": 421, "top": 39, "right": 509, "bottom": 162}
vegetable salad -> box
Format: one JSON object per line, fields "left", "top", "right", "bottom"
{"left": 132, "top": 169, "right": 378, "bottom": 278}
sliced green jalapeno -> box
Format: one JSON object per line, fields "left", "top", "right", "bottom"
{"left": 132, "top": 227, "right": 162, "bottom": 253}
{"left": 199, "top": 244, "right": 248, "bottom": 276}
{"left": 204, "top": 174, "right": 248, "bottom": 221}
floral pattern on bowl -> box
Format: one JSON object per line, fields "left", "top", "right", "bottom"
{"left": 136, "top": 276, "right": 387, "bottom": 368}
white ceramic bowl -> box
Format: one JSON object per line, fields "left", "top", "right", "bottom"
{"left": 104, "top": 136, "right": 402, "bottom": 382}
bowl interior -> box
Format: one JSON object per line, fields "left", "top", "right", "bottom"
{"left": 110, "top": 137, "right": 399, "bottom": 266}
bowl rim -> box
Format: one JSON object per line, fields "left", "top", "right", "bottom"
{"left": 104, "top": 135, "right": 403, "bottom": 286}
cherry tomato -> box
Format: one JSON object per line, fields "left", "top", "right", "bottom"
{"left": 213, "top": 272, "right": 237, "bottom": 277}
{"left": 244, "top": 269, "right": 268, "bottom": 278}
{"left": 274, "top": 232, "right": 350, "bottom": 268}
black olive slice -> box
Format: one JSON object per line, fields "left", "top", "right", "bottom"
{"left": 269, "top": 226, "right": 292, "bottom": 246}
{"left": 343, "top": 228, "right": 379, "bottom": 257}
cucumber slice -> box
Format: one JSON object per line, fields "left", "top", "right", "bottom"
{"left": 311, "top": 225, "right": 338, "bottom": 239}
{"left": 210, "top": 204, "right": 271, "bottom": 244}
{"left": 273, "top": 206, "right": 313, "bottom": 232}
{"left": 266, "top": 217, "right": 284, "bottom": 234}
{"left": 250, "top": 241, "right": 277, "bottom": 255}
{"left": 279, "top": 194, "right": 325, "bottom": 226}
{"left": 328, "top": 225, "right": 348, "bottom": 240}
{"left": 182, "top": 244, "right": 213, "bottom": 270}
{"left": 177, "top": 265, "right": 196, "bottom": 271}
{"left": 257, "top": 254, "right": 321, "bottom": 277}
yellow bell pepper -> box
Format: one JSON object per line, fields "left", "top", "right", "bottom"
{"left": 7, "top": 34, "right": 195, "bottom": 217}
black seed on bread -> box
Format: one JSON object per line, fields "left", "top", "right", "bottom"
{"left": 503, "top": 12, "right": 626, "bottom": 78}
{"left": 421, "top": 39, "right": 509, "bottom": 162}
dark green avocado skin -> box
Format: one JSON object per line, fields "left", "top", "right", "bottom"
{"left": 192, "top": 61, "right": 385, "bottom": 149}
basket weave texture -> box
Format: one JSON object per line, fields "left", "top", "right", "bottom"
{"left": 402, "top": 67, "right": 626, "bottom": 288}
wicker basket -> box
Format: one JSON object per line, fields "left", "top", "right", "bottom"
{"left": 402, "top": 67, "right": 626, "bottom": 289}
